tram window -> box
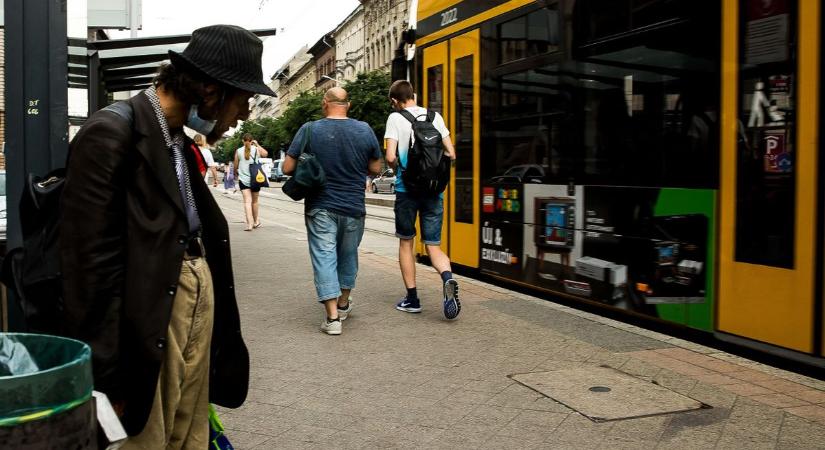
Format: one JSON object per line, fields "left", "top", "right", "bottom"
{"left": 499, "top": 7, "right": 559, "bottom": 65}
{"left": 481, "top": 0, "right": 720, "bottom": 189}
{"left": 427, "top": 65, "right": 444, "bottom": 116}
{"left": 454, "top": 56, "right": 475, "bottom": 224}
{"left": 734, "top": 0, "right": 797, "bottom": 269}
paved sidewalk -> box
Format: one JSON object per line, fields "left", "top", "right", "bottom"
{"left": 212, "top": 189, "right": 825, "bottom": 449}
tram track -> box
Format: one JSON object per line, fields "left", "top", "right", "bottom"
{"left": 228, "top": 191, "right": 397, "bottom": 237}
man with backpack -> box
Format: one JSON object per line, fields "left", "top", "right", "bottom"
{"left": 59, "top": 25, "right": 270, "bottom": 447}
{"left": 384, "top": 80, "right": 461, "bottom": 320}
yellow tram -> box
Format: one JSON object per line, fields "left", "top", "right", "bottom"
{"left": 406, "top": 0, "right": 823, "bottom": 366}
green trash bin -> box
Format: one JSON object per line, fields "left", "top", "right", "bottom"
{"left": 0, "top": 333, "right": 97, "bottom": 449}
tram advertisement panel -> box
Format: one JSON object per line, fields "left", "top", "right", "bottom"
{"left": 479, "top": 184, "right": 524, "bottom": 280}
{"left": 479, "top": 183, "right": 713, "bottom": 319}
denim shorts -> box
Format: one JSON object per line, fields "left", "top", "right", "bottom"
{"left": 304, "top": 209, "right": 366, "bottom": 302}
{"left": 394, "top": 191, "right": 443, "bottom": 245}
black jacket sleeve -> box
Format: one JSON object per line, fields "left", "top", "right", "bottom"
{"left": 59, "top": 111, "right": 132, "bottom": 399}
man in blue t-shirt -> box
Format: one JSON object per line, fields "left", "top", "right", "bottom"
{"left": 284, "top": 87, "right": 382, "bottom": 335}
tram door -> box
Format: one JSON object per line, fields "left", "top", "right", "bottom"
{"left": 717, "top": 0, "right": 821, "bottom": 354}
{"left": 419, "top": 29, "right": 480, "bottom": 268}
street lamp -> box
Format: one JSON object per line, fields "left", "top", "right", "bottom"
{"left": 320, "top": 75, "right": 339, "bottom": 85}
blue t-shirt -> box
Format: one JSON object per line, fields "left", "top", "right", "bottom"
{"left": 287, "top": 118, "right": 381, "bottom": 216}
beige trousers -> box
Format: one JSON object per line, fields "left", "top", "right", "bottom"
{"left": 123, "top": 257, "right": 214, "bottom": 450}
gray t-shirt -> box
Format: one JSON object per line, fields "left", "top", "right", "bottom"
{"left": 287, "top": 118, "right": 381, "bottom": 216}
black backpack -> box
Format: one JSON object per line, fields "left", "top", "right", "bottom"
{"left": 0, "top": 101, "right": 133, "bottom": 333}
{"left": 398, "top": 109, "right": 451, "bottom": 196}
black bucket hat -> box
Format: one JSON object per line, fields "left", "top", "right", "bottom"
{"left": 169, "top": 24, "right": 276, "bottom": 96}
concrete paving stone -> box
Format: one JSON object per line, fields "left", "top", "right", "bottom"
{"left": 652, "top": 369, "right": 699, "bottom": 396}
{"left": 480, "top": 299, "right": 667, "bottom": 352}
{"left": 618, "top": 357, "right": 663, "bottom": 381}
{"left": 787, "top": 389, "right": 825, "bottom": 405}
{"left": 444, "top": 389, "right": 496, "bottom": 405}
{"left": 585, "top": 351, "right": 632, "bottom": 369}
{"left": 447, "top": 405, "right": 524, "bottom": 436}
{"left": 462, "top": 378, "right": 515, "bottom": 394}
{"left": 606, "top": 415, "right": 671, "bottom": 442}
{"left": 721, "top": 383, "right": 776, "bottom": 397}
{"left": 278, "top": 424, "right": 339, "bottom": 443}
{"left": 485, "top": 383, "right": 571, "bottom": 413}
{"left": 691, "top": 373, "right": 742, "bottom": 386}
{"left": 688, "top": 383, "right": 739, "bottom": 410}
{"left": 656, "top": 411, "right": 727, "bottom": 449}
{"left": 753, "top": 378, "right": 808, "bottom": 394}
{"left": 776, "top": 413, "right": 825, "bottom": 449}
{"left": 784, "top": 405, "right": 825, "bottom": 424}
{"left": 749, "top": 393, "right": 810, "bottom": 409}
{"left": 596, "top": 436, "right": 661, "bottom": 450}
{"left": 223, "top": 414, "right": 298, "bottom": 437}
{"left": 408, "top": 400, "right": 479, "bottom": 429}
{"left": 277, "top": 407, "right": 362, "bottom": 430}
{"left": 727, "top": 369, "right": 781, "bottom": 383}
{"left": 478, "top": 435, "right": 548, "bottom": 449}
{"left": 222, "top": 430, "right": 275, "bottom": 449}
{"left": 494, "top": 410, "right": 568, "bottom": 442}
{"left": 716, "top": 399, "right": 784, "bottom": 446}
{"left": 548, "top": 413, "right": 614, "bottom": 446}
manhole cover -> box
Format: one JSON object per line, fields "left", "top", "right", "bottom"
{"left": 511, "top": 366, "right": 703, "bottom": 422}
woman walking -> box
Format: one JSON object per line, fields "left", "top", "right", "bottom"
{"left": 233, "top": 133, "right": 268, "bottom": 231}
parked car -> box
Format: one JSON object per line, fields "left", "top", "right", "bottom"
{"left": 371, "top": 169, "right": 396, "bottom": 194}
{"left": 489, "top": 164, "right": 545, "bottom": 184}
{"left": 269, "top": 158, "right": 290, "bottom": 182}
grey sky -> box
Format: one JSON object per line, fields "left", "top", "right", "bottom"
{"left": 108, "top": 0, "right": 360, "bottom": 81}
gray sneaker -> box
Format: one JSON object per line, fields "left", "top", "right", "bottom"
{"left": 320, "top": 318, "right": 342, "bottom": 335}
{"left": 338, "top": 298, "right": 353, "bottom": 321}
{"left": 443, "top": 279, "right": 461, "bottom": 320}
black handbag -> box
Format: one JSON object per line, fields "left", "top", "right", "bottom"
{"left": 282, "top": 123, "right": 326, "bottom": 201}
{"left": 248, "top": 149, "right": 270, "bottom": 190}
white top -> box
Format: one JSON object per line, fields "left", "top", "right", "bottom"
{"left": 199, "top": 147, "right": 216, "bottom": 167}
{"left": 384, "top": 106, "right": 450, "bottom": 157}
{"left": 235, "top": 146, "right": 260, "bottom": 186}
{"left": 384, "top": 106, "right": 450, "bottom": 192}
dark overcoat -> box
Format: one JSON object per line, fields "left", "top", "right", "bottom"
{"left": 59, "top": 93, "right": 249, "bottom": 435}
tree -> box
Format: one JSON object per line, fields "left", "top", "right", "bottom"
{"left": 278, "top": 90, "right": 324, "bottom": 144}
{"left": 344, "top": 71, "right": 392, "bottom": 143}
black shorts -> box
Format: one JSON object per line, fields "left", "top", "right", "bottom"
{"left": 239, "top": 181, "right": 261, "bottom": 193}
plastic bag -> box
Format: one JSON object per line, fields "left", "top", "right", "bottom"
{"left": 0, "top": 334, "right": 39, "bottom": 376}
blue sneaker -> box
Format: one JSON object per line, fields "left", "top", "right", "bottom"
{"left": 396, "top": 297, "right": 422, "bottom": 313}
{"left": 443, "top": 279, "right": 461, "bottom": 319}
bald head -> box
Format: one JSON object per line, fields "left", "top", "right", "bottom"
{"left": 322, "top": 87, "right": 349, "bottom": 118}
{"left": 324, "top": 87, "right": 348, "bottom": 103}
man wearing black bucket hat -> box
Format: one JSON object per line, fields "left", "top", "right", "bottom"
{"left": 60, "top": 25, "right": 274, "bottom": 447}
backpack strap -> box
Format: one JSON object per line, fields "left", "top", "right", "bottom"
{"left": 398, "top": 109, "right": 417, "bottom": 125}
{"left": 426, "top": 110, "right": 436, "bottom": 123}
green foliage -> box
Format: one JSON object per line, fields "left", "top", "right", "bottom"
{"left": 344, "top": 71, "right": 392, "bottom": 143}
{"left": 216, "top": 70, "right": 392, "bottom": 162}
{"left": 279, "top": 90, "right": 324, "bottom": 142}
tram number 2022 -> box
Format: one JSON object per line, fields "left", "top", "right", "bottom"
{"left": 440, "top": 8, "right": 458, "bottom": 27}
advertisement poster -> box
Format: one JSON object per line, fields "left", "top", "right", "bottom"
{"left": 479, "top": 184, "right": 711, "bottom": 318}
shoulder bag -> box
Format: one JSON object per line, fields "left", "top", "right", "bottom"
{"left": 282, "top": 123, "right": 326, "bottom": 201}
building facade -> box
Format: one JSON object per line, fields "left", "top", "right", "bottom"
{"left": 267, "top": 46, "right": 311, "bottom": 118}
{"left": 362, "top": 0, "right": 409, "bottom": 73}
{"left": 333, "top": 5, "right": 364, "bottom": 83}
{"left": 309, "top": 33, "right": 337, "bottom": 92}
